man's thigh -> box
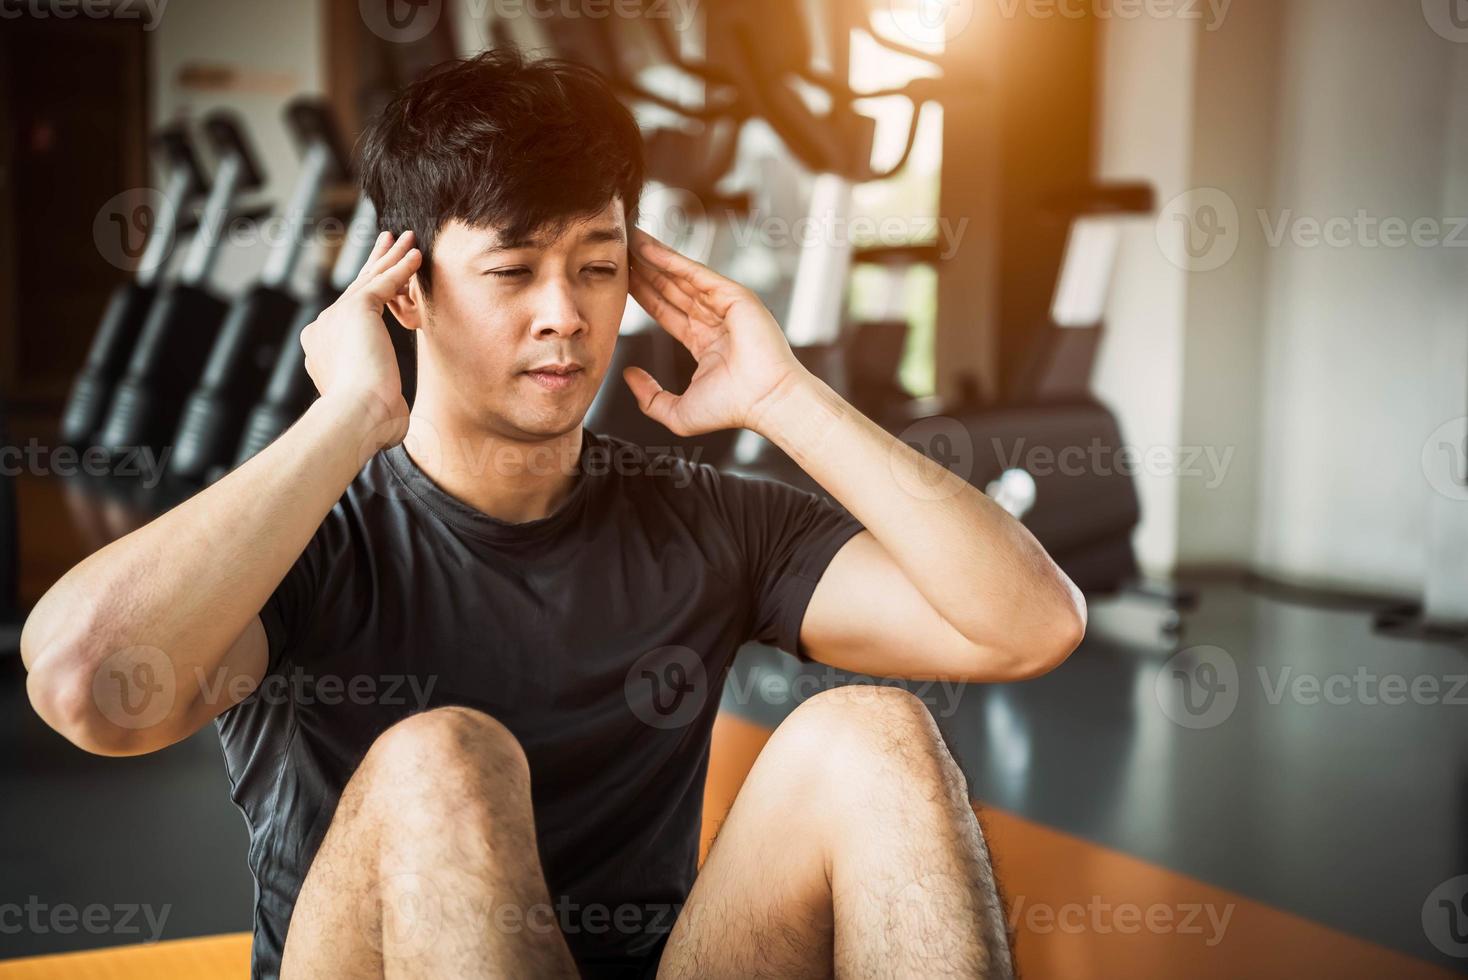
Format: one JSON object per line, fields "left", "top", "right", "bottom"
{"left": 656, "top": 727, "right": 836, "bottom": 978}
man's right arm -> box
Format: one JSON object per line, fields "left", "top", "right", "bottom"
{"left": 21, "top": 231, "right": 421, "bottom": 757}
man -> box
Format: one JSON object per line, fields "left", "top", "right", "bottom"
{"left": 22, "top": 50, "right": 1085, "bottom": 979}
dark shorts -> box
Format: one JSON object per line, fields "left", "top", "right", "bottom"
{"left": 576, "top": 932, "right": 669, "bottom": 980}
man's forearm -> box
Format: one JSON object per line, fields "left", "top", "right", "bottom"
{"left": 750, "top": 370, "right": 1086, "bottom": 654}
{"left": 21, "top": 394, "right": 388, "bottom": 701}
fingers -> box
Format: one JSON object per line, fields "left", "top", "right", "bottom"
{"left": 362, "top": 246, "right": 422, "bottom": 304}
{"left": 351, "top": 231, "right": 395, "bottom": 286}
{"left": 622, "top": 366, "right": 685, "bottom": 435}
{"left": 352, "top": 230, "right": 418, "bottom": 292}
{"left": 631, "top": 229, "right": 735, "bottom": 306}
{"left": 629, "top": 266, "right": 695, "bottom": 348}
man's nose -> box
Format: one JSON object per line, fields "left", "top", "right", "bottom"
{"left": 529, "top": 280, "right": 587, "bottom": 339}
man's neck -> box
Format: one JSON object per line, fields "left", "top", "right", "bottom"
{"left": 400, "top": 408, "right": 584, "bottom": 526}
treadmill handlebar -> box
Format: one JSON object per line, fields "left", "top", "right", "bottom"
{"left": 285, "top": 97, "right": 352, "bottom": 184}
{"left": 202, "top": 111, "right": 265, "bottom": 194}
{"left": 150, "top": 122, "right": 208, "bottom": 201}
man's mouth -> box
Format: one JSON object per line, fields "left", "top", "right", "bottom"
{"left": 521, "top": 363, "right": 584, "bottom": 392}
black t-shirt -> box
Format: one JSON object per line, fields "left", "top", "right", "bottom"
{"left": 215, "top": 429, "right": 864, "bottom": 979}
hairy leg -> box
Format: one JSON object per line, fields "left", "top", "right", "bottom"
{"left": 659, "top": 686, "right": 1012, "bottom": 980}
{"left": 280, "top": 706, "right": 578, "bottom": 979}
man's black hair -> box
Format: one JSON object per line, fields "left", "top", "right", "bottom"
{"left": 358, "top": 46, "right": 645, "bottom": 293}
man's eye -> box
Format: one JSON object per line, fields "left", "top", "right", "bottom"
{"left": 585, "top": 265, "right": 618, "bottom": 277}
{"left": 488, "top": 268, "right": 530, "bottom": 280}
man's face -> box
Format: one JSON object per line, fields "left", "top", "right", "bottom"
{"left": 413, "top": 199, "right": 629, "bottom": 441}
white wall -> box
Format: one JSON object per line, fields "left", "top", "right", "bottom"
{"left": 1098, "top": 0, "right": 1468, "bottom": 597}
{"left": 1173, "top": 0, "right": 1283, "bottom": 570}
{"left": 1252, "top": 0, "right": 1459, "bottom": 595}
{"left": 1093, "top": 13, "right": 1198, "bottom": 579}
{"left": 149, "top": 0, "right": 324, "bottom": 295}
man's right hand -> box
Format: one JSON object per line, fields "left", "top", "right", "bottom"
{"left": 301, "top": 229, "right": 422, "bottom": 452}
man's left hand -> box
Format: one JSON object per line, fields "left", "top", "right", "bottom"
{"left": 626, "top": 229, "right": 807, "bottom": 436}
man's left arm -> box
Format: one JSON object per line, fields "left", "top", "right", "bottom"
{"left": 626, "top": 230, "right": 1086, "bottom": 684}
{"left": 749, "top": 371, "right": 1086, "bottom": 683}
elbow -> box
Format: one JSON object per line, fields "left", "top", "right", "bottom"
{"left": 1000, "top": 590, "right": 1088, "bottom": 682}
{"left": 22, "top": 626, "right": 170, "bottom": 758}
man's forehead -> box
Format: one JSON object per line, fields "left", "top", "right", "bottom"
{"left": 443, "top": 203, "right": 628, "bottom": 255}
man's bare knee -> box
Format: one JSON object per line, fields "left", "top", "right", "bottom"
{"left": 352, "top": 706, "right": 531, "bottom": 825}
{"left": 778, "top": 686, "right": 966, "bottom": 801}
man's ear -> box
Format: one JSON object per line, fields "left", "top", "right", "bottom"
{"left": 385, "top": 273, "right": 425, "bottom": 331}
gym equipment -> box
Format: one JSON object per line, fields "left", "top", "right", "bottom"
{"left": 734, "top": 185, "right": 1157, "bottom": 596}
{"left": 170, "top": 99, "right": 350, "bottom": 482}
{"left": 96, "top": 112, "right": 264, "bottom": 458}
{"left": 233, "top": 195, "right": 407, "bottom": 468}
{"left": 59, "top": 123, "right": 208, "bottom": 447}
{"left": 656, "top": 0, "right": 1153, "bottom": 594}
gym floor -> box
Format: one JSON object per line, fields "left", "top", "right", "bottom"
{"left": 4, "top": 468, "right": 1464, "bottom": 978}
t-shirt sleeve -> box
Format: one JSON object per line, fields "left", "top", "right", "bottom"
{"left": 256, "top": 512, "right": 340, "bottom": 674}
{"left": 698, "top": 466, "right": 866, "bottom": 660}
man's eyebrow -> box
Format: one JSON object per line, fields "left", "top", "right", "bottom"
{"left": 478, "top": 225, "right": 626, "bottom": 257}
